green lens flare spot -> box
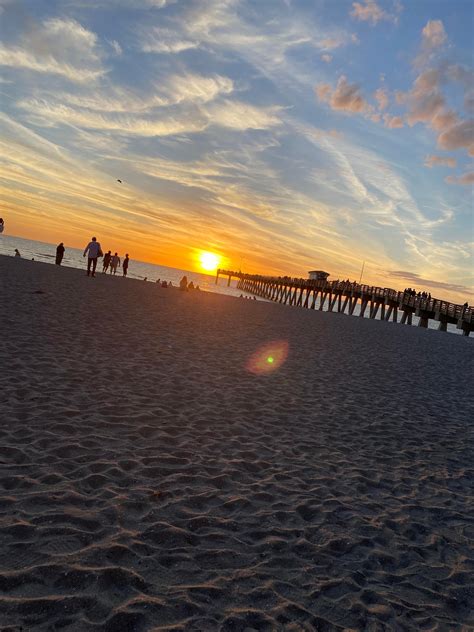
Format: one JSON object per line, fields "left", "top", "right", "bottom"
{"left": 267, "top": 356, "right": 274, "bottom": 364}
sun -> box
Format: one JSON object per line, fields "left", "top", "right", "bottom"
{"left": 199, "top": 251, "right": 220, "bottom": 272}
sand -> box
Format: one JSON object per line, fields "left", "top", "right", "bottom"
{"left": 0, "top": 254, "right": 473, "bottom": 631}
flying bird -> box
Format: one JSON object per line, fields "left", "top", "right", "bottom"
{"left": 117, "top": 179, "right": 122, "bottom": 183}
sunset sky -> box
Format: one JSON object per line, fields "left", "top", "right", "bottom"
{"left": 0, "top": 0, "right": 472, "bottom": 301}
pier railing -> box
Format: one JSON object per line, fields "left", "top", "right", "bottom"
{"left": 216, "top": 270, "right": 473, "bottom": 336}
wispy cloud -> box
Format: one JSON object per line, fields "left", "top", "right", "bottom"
{"left": 387, "top": 270, "right": 472, "bottom": 296}
{"left": 445, "top": 172, "right": 474, "bottom": 185}
{"left": 424, "top": 155, "right": 457, "bottom": 168}
{"left": 0, "top": 18, "right": 105, "bottom": 82}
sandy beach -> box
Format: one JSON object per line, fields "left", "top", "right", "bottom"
{"left": 1, "top": 254, "right": 473, "bottom": 631}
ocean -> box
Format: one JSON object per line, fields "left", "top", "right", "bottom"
{"left": 0, "top": 234, "right": 246, "bottom": 299}
{"left": 1, "top": 234, "right": 463, "bottom": 335}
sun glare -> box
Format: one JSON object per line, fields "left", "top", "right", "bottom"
{"left": 199, "top": 251, "right": 220, "bottom": 272}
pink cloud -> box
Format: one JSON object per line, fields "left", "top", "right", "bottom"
{"left": 316, "top": 75, "right": 369, "bottom": 113}
{"left": 421, "top": 20, "right": 447, "bottom": 49}
{"left": 406, "top": 92, "right": 445, "bottom": 126}
{"left": 383, "top": 114, "right": 403, "bottom": 128}
{"left": 437, "top": 119, "right": 474, "bottom": 154}
{"left": 374, "top": 87, "right": 389, "bottom": 110}
{"left": 445, "top": 172, "right": 474, "bottom": 185}
{"left": 431, "top": 109, "right": 458, "bottom": 131}
{"left": 424, "top": 155, "right": 457, "bottom": 168}
{"left": 350, "top": 0, "right": 401, "bottom": 25}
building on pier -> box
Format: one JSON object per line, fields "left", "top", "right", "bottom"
{"left": 308, "top": 270, "right": 330, "bottom": 281}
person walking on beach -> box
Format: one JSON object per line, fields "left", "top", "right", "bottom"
{"left": 102, "top": 250, "right": 111, "bottom": 273}
{"left": 179, "top": 275, "right": 188, "bottom": 291}
{"left": 83, "top": 236, "right": 102, "bottom": 277}
{"left": 109, "top": 252, "right": 120, "bottom": 275}
{"left": 55, "top": 242, "right": 65, "bottom": 265}
{"left": 14, "top": 248, "right": 21, "bottom": 257}
{"left": 122, "top": 254, "right": 129, "bottom": 277}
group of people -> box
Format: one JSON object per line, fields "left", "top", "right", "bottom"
{"left": 179, "top": 275, "right": 200, "bottom": 291}
{"left": 404, "top": 288, "right": 432, "bottom": 300}
{"left": 82, "top": 237, "right": 129, "bottom": 278}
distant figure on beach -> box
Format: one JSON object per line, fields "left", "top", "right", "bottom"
{"left": 102, "top": 250, "right": 111, "bottom": 273}
{"left": 161, "top": 280, "right": 168, "bottom": 288}
{"left": 83, "top": 237, "right": 102, "bottom": 277}
{"left": 188, "top": 281, "right": 195, "bottom": 290}
{"left": 169, "top": 281, "right": 173, "bottom": 287}
{"left": 179, "top": 275, "right": 188, "bottom": 291}
{"left": 14, "top": 248, "right": 21, "bottom": 257}
{"left": 0, "top": 218, "right": 4, "bottom": 234}
{"left": 55, "top": 242, "right": 65, "bottom": 265}
{"left": 123, "top": 254, "right": 129, "bottom": 277}
{"left": 156, "top": 278, "right": 161, "bottom": 284}
{"left": 110, "top": 252, "right": 120, "bottom": 275}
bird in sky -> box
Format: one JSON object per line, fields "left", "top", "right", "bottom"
{"left": 117, "top": 179, "right": 122, "bottom": 183}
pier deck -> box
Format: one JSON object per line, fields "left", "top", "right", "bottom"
{"left": 216, "top": 270, "right": 473, "bottom": 337}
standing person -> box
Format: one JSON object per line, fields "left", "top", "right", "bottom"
{"left": 102, "top": 250, "right": 111, "bottom": 273}
{"left": 109, "top": 252, "right": 120, "bottom": 275}
{"left": 0, "top": 218, "right": 4, "bottom": 233}
{"left": 83, "top": 236, "right": 102, "bottom": 277}
{"left": 122, "top": 254, "right": 129, "bottom": 277}
{"left": 14, "top": 248, "right": 21, "bottom": 257}
{"left": 179, "top": 275, "right": 188, "bottom": 291}
{"left": 55, "top": 242, "right": 65, "bottom": 265}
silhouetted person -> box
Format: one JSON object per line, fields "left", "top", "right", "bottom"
{"left": 123, "top": 254, "right": 129, "bottom": 277}
{"left": 83, "top": 236, "right": 102, "bottom": 277}
{"left": 55, "top": 242, "right": 65, "bottom": 265}
{"left": 188, "top": 281, "right": 195, "bottom": 290}
{"left": 110, "top": 252, "right": 120, "bottom": 275}
{"left": 161, "top": 281, "right": 168, "bottom": 288}
{"left": 0, "top": 218, "right": 4, "bottom": 233}
{"left": 179, "top": 275, "right": 188, "bottom": 291}
{"left": 102, "top": 250, "right": 111, "bottom": 273}
{"left": 14, "top": 248, "right": 21, "bottom": 257}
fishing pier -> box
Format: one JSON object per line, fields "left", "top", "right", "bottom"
{"left": 216, "top": 270, "right": 473, "bottom": 336}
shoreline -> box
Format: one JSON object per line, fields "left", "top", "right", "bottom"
{"left": 1, "top": 255, "right": 473, "bottom": 631}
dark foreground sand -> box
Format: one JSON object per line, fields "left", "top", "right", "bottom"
{"left": 1, "top": 255, "right": 473, "bottom": 631}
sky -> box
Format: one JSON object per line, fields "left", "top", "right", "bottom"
{"left": 0, "top": 0, "right": 473, "bottom": 301}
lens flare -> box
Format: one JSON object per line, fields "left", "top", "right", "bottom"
{"left": 246, "top": 340, "right": 289, "bottom": 375}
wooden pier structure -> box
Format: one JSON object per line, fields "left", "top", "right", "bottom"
{"left": 216, "top": 270, "right": 474, "bottom": 337}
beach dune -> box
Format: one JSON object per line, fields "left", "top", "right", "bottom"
{"left": 0, "top": 255, "right": 473, "bottom": 631}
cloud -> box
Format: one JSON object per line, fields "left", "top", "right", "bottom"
{"left": 387, "top": 270, "right": 471, "bottom": 295}
{"left": 316, "top": 76, "right": 370, "bottom": 113}
{"left": 374, "top": 87, "right": 389, "bottom": 110}
{"left": 445, "top": 172, "right": 474, "bottom": 185}
{"left": 321, "top": 54, "right": 332, "bottom": 63}
{"left": 421, "top": 20, "right": 447, "bottom": 49}
{"left": 383, "top": 114, "right": 403, "bottom": 128}
{"left": 437, "top": 119, "right": 474, "bottom": 155}
{"left": 141, "top": 28, "right": 199, "bottom": 54}
{"left": 350, "top": 0, "right": 402, "bottom": 25}
{"left": 17, "top": 99, "right": 209, "bottom": 136}
{"left": 414, "top": 19, "right": 448, "bottom": 68}
{"left": 109, "top": 40, "right": 122, "bottom": 56}
{"left": 0, "top": 18, "right": 105, "bottom": 82}
{"left": 424, "top": 155, "right": 456, "bottom": 168}
{"left": 18, "top": 92, "right": 281, "bottom": 135}
{"left": 206, "top": 100, "right": 282, "bottom": 131}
